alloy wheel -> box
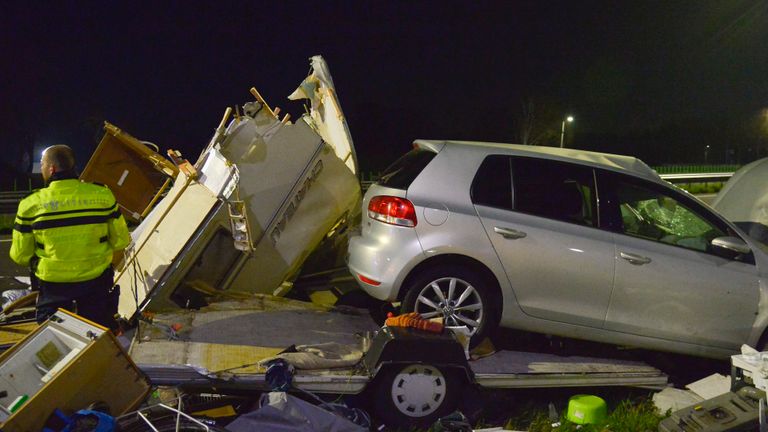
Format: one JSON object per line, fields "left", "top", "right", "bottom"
{"left": 413, "top": 276, "right": 484, "bottom": 335}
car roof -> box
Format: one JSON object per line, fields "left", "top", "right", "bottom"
{"left": 414, "top": 139, "right": 663, "bottom": 183}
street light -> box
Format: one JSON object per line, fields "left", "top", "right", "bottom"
{"left": 560, "top": 116, "right": 574, "bottom": 148}
{"left": 705, "top": 145, "right": 710, "bottom": 164}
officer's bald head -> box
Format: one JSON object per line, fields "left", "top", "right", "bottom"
{"left": 41, "top": 145, "right": 76, "bottom": 183}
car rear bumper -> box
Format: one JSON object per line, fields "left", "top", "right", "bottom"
{"left": 347, "top": 227, "right": 425, "bottom": 302}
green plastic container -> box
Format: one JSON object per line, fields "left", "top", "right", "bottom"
{"left": 566, "top": 394, "right": 607, "bottom": 425}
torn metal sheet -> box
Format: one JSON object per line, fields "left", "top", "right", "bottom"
{"left": 289, "top": 55, "right": 358, "bottom": 175}
{"left": 130, "top": 295, "right": 376, "bottom": 393}
{"left": 131, "top": 341, "right": 282, "bottom": 374}
{"left": 110, "top": 56, "right": 361, "bottom": 319}
{"left": 470, "top": 349, "right": 667, "bottom": 388}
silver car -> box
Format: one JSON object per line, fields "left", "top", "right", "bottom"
{"left": 348, "top": 140, "right": 768, "bottom": 358}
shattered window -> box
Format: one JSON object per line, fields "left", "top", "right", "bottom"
{"left": 613, "top": 181, "right": 725, "bottom": 252}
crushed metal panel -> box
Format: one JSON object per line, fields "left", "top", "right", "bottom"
{"left": 81, "top": 122, "right": 178, "bottom": 222}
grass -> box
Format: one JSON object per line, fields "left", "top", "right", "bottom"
{"left": 380, "top": 385, "right": 670, "bottom": 432}
{"left": 518, "top": 398, "right": 665, "bottom": 432}
{"left": 652, "top": 165, "right": 740, "bottom": 175}
{"left": 434, "top": 395, "right": 666, "bottom": 432}
{"left": 676, "top": 181, "right": 724, "bottom": 195}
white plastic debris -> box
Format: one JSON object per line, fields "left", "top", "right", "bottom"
{"left": 652, "top": 387, "right": 704, "bottom": 413}
{"left": 685, "top": 373, "right": 731, "bottom": 400}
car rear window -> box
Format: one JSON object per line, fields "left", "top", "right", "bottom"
{"left": 377, "top": 148, "right": 436, "bottom": 190}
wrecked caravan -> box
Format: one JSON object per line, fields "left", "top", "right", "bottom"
{"left": 711, "top": 157, "right": 768, "bottom": 245}
{"left": 86, "top": 56, "right": 361, "bottom": 319}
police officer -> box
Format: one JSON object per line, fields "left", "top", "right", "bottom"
{"left": 10, "top": 144, "right": 130, "bottom": 329}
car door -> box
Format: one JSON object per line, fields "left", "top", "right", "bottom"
{"left": 599, "top": 170, "right": 759, "bottom": 349}
{"left": 472, "top": 155, "right": 615, "bottom": 328}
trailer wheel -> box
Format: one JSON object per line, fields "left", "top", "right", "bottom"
{"left": 373, "top": 363, "right": 462, "bottom": 429}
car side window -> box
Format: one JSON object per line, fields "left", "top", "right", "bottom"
{"left": 510, "top": 157, "right": 597, "bottom": 227}
{"left": 471, "top": 155, "right": 513, "bottom": 210}
{"left": 610, "top": 177, "right": 726, "bottom": 253}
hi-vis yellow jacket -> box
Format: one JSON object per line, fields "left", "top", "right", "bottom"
{"left": 10, "top": 179, "right": 131, "bottom": 283}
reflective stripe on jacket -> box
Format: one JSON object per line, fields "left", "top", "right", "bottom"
{"left": 10, "top": 179, "right": 131, "bottom": 283}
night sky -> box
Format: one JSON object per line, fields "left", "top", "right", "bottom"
{"left": 2, "top": 1, "right": 767, "bottom": 182}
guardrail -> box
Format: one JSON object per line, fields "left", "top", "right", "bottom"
{"left": 0, "top": 191, "right": 31, "bottom": 215}
{"left": 659, "top": 172, "right": 734, "bottom": 182}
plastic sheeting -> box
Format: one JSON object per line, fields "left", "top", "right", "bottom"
{"left": 225, "top": 392, "right": 367, "bottom": 432}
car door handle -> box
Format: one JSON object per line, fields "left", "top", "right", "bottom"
{"left": 620, "top": 252, "right": 652, "bottom": 265}
{"left": 494, "top": 226, "right": 527, "bottom": 239}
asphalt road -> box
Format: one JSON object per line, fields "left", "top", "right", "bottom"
{"left": 0, "top": 235, "right": 24, "bottom": 276}
{"left": 0, "top": 235, "right": 29, "bottom": 294}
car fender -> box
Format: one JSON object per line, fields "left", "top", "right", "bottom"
{"left": 747, "top": 278, "right": 768, "bottom": 348}
{"left": 408, "top": 214, "right": 524, "bottom": 318}
{"left": 740, "top": 228, "right": 768, "bottom": 348}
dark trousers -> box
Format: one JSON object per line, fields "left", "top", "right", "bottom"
{"left": 36, "top": 267, "right": 120, "bottom": 331}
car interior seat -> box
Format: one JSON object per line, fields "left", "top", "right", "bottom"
{"left": 560, "top": 181, "right": 586, "bottom": 225}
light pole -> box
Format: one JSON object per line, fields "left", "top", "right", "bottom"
{"left": 560, "top": 116, "right": 574, "bottom": 148}
{"left": 704, "top": 145, "right": 710, "bottom": 164}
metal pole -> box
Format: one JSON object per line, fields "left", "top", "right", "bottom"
{"left": 560, "top": 120, "right": 566, "bottom": 148}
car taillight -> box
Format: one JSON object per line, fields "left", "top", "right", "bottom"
{"left": 368, "top": 196, "right": 417, "bottom": 227}
{"left": 357, "top": 273, "right": 381, "bottom": 286}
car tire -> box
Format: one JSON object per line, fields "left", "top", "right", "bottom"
{"left": 372, "top": 363, "right": 462, "bottom": 429}
{"left": 401, "top": 264, "right": 497, "bottom": 349}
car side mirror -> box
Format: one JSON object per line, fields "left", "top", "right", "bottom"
{"left": 711, "top": 236, "right": 751, "bottom": 254}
